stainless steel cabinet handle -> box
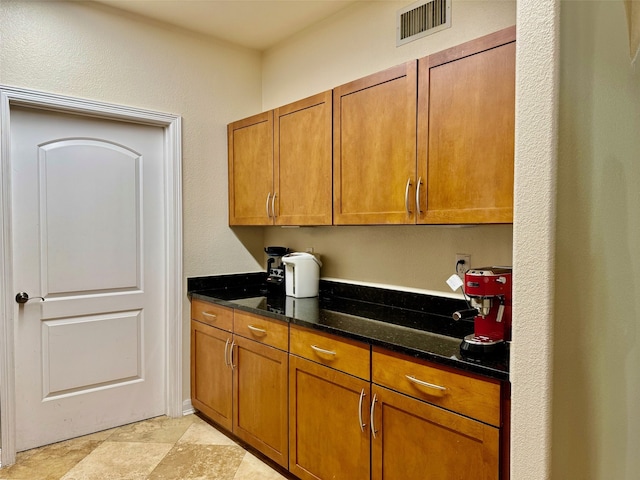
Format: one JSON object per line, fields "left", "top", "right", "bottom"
{"left": 224, "top": 338, "right": 230, "bottom": 367}
{"left": 370, "top": 393, "right": 378, "bottom": 439}
{"left": 415, "top": 177, "right": 423, "bottom": 215}
{"left": 266, "top": 193, "right": 272, "bottom": 218}
{"left": 358, "top": 388, "right": 366, "bottom": 432}
{"left": 404, "top": 178, "right": 413, "bottom": 215}
{"left": 247, "top": 324, "right": 267, "bottom": 335}
{"left": 15, "top": 292, "right": 45, "bottom": 304}
{"left": 310, "top": 344, "right": 337, "bottom": 356}
{"left": 229, "top": 339, "right": 236, "bottom": 370}
{"left": 271, "top": 192, "right": 277, "bottom": 219}
{"left": 405, "top": 374, "right": 447, "bottom": 392}
{"left": 201, "top": 311, "right": 217, "bottom": 321}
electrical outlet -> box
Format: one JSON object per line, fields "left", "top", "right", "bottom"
{"left": 305, "top": 247, "right": 314, "bottom": 254}
{"left": 455, "top": 254, "right": 471, "bottom": 275}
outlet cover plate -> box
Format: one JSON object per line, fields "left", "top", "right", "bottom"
{"left": 455, "top": 254, "right": 471, "bottom": 275}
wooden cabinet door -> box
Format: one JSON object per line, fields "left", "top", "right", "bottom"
{"left": 333, "top": 62, "right": 417, "bottom": 225}
{"left": 228, "top": 111, "right": 274, "bottom": 225}
{"left": 371, "top": 385, "right": 499, "bottom": 480}
{"left": 190, "top": 320, "right": 233, "bottom": 431}
{"left": 233, "top": 336, "right": 289, "bottom": 468}
{"left": 417, "top": 26, "right": 515, "bottom": 224}
{"left": 275, "top": 91, "right": 333, "bottom": 226}
{"left": 289, "top": 355, "right": 370, "bottom": 480}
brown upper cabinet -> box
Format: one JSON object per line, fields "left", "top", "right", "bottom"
{"left": 228, "top": 91, "right": 333, "bottom": 226}
{"left": 417, "top": 26, "right": 516, "bottom": 224}
{"left": 275, "top": 91, "right": 333, "bottom": 226}
{"left": 333, "top": 62, "right": 418, "bottom": 225}
{"left": 228, "top": 111, "right": 274, "bottom": 225}
{"left": 228, "top": 26, "right": 515, "bottom": 226}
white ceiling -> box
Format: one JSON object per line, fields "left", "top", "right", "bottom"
{"left": 94, "top": 0, "right": 359, "bottom": 51}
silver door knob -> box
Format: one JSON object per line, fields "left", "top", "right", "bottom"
{"left": 15, "top": 292, "right": 45, "bottom": 304}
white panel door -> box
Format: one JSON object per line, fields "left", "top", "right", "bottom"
{"left": 11, "top": 106, "right": 166, "bottom": 451}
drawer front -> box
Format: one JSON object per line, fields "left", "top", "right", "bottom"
{"left": 191, "top": 299, "right": 233, "bottom": 332}
{"left": 290, "top": 325, "right": 370, "bottom": 380}
{"left": 372, "top": 348, "right": 501, "bottom": 426}
{"left": 234, "top": 310, "right": 289, "bottom": 351}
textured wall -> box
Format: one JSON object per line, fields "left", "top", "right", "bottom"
{"left": 0, "top": 0, "right": 265, "bottom": 403}
{"left": 554, "top": 2, "right": 640, "bottom": 478}
{"left": 511, "top": 0, "right": 558, "bottom": 477}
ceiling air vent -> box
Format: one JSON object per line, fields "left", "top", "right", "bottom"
{"left": 397, "top": 0, "right": 451, "bottom": 47}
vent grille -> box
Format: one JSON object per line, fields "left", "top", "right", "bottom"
{"left": 397, "top": 0, "right": 451, "bottom": 46}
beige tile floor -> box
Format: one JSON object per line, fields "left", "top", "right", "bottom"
{"left": 0, "top": 414, "right": 289, "bottom": 480}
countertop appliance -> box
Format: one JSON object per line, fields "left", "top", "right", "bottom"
{"left": 282, "top": 252, "right": 322, "bottom": 298}
{"left": 453, "top": 267, "right": 512, "bottom": 357}
{"left": 264, "top": 246, "right": 289, "bottom": 294}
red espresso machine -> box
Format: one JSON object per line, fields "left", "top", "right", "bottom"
{"left": 453, "top": 267, "right": 512, "bottom": 357}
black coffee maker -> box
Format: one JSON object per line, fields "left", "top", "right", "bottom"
{"left": 264, "top": 246, "right": 289, "bottom": 293}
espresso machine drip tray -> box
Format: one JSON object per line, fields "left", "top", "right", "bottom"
{"left": 460, "top": 334, "right": 505, "bottom": 358}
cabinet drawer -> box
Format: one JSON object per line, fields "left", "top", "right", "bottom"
{"left": 234, "top": 310, "right": 289, "bottom": 351}
{"left": 372, "top": 348, "right": 501, "bottom": 426}
{"left": 191, "top": 299, "right": 233, "bottom": 332}
{"left": 290, "top": 325, "right": 370, "bottom": 380}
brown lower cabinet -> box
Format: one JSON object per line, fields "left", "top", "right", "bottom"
{"left": 191, "top": 302, "right": 289, "bottom": 468}
{"left": 191, "top": 318, "right": 233, "bottom": 430}
{"left": 233, "top": 335, "right": 288, "bottom": 467}
{"left": 191, "top": 300, "right": 508, "bottom": 479}
{"left": 371, "top": 385, "right": 499, "bottom": 480}
{"left": 288, "top": 355, "right": 371, "bottom": 480}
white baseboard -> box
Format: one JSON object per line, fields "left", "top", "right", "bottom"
{"left": 182, "top": 399, "right": 195, "bottom": 416}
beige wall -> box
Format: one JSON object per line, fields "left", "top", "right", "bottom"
{"left": 554, "top": 1, "right": 640, "bottom": 478}
{"left": 263, "top": 0, "right": 517, "bottom": 108}
{"left": 261, "top": 0, "right": 516, "bottom": 294}
{"left": 512, "top": 0, "right": 558, "bottom": 476}
{"left": 0, "top": 0, "right": 266, "bottom": 409}
{"left": 265, "top": 225, "right": 512, "bottom": 293}
{"left": 511, "top": 0, "right": 640, "bottom": 477}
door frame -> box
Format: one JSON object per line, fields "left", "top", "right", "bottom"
{"left": 0, "top": 86, "right": 183, "bottom": 465}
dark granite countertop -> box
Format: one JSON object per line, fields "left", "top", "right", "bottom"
{"left": 188, "top": 273, "right": 509, "bottom": 381}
